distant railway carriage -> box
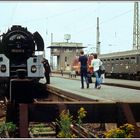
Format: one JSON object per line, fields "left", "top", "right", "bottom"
{"left": 71, "top": 49, "right": 140, "bottom": 80}
{"left": 99, "top": 49, "right": 140, "bottom": 80}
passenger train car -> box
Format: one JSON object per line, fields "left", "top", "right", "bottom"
{"left": 99, "top": 49, "right": 140, "bottom": 80}
{"left": 71, "top": 49, "right": 140, "bottom": 80}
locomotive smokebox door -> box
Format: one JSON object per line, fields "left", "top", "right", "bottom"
{"left": 10, "top": 79, "right": 34, "bottom": 103}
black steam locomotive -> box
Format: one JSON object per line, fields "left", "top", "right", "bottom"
{"left": 99, "top": 49, "right": 140, "bottom": 80}
{"left": 0, "top": 25, "right": 45, "bottom": 101}
{"left": 0, "top": 25, "right": 44, "bottom": 80}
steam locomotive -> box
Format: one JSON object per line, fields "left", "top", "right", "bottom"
{"left": 0, "top": 25, "right": 45, "bottom": 100}
{"left": 99, "top": 49, "right": 140, "bottom": 80}
{"left": 0, "top": 25, "right": 44, "bottom": 80}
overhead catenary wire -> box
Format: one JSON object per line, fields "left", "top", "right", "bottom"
{"left": 0, "top": 3, "right": 133, "bottom": 36}
{"left": 72, "top": 8, "right": 133, "bottom": 35}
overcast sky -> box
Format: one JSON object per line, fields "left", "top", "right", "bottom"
{"left": 0, "top": 1, "right": 135, "bottom": 60}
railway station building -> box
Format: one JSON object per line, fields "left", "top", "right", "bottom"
{"left": 48, "top": 42, "right": 86, "bottom": 71}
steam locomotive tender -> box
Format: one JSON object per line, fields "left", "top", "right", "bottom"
{"left": 0, "top": 25, "right": 45, "bottom": 101}
{"left": 99, "top": 49, "right": 140, "bottom": 80}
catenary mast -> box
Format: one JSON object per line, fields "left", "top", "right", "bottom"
{"left": 96, "top": 17, "right": 100, "bottom": 55}
{"left": 133, "top": 2, "right": 140, "bottom": 50}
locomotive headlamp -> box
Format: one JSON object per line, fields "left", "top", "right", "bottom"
{"left": 1, "top": 64, "right": 6, "bottom": 72}
{"left": 31, "top": 65, "right": 37, "bottom": 73}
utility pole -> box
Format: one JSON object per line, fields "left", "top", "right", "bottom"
{"left": 43, "top": 30, "right": 48, "bottom": 58}
{"left": 50, "top": 33, "right": 53, "bottom": 69}
{"left": 96, "top": 17, "right": 100, "bottom": 55}
{"left": 133, "top": 2, "right": 140, "bottom": 50}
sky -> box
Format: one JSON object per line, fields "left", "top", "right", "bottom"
{"left": 0, "top": 1, "right": 135, "bottom": 61}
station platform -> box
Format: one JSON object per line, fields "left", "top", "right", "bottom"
{"left": 39, "top": 74, "right": 140, "bottom": 103}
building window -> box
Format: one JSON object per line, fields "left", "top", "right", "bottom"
{"left": 52, "top": 48, "right": 58, "bottom": 52}
{"left": 69, "top": 48, "right": 73, "bottom": 52}
{"left": 65, "top": 57, "right": 67, "bottom": 62}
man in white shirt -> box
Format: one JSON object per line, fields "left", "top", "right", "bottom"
{"left": 91, "top": 53, "right": 102, "bottom": 89}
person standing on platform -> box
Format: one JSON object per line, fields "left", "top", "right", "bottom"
{"left": 91, "top": 53, "right": 102, "bottom": 89}
{"left": 88, "top": 53, "right": 94, "bottom": 76}
{"left": 42, "top": 58, "right": 51, "bottom": 84}
{"left": 78, "top": 50, "right": 89, "bottom": 89}
{"left": 60, "top": 67, "right": 63, "bottom": 76}
{"left": 100, "top": 60, "right": 105, "bottom": 83}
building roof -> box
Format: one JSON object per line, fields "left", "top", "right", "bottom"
{"left": 47, "top": 42, "right": 86, "bottom": 48}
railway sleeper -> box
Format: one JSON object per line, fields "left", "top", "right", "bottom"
{"left": 8, "top": 102, "right": 140, "bottom": 138}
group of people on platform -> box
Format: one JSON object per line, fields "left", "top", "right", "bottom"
{"left": 78, "top": 50, "right": 105, "bottom": 89}
{"left": 41, "top": 49, "right": 105, "bottom": 90}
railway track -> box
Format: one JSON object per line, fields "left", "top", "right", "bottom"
{"left": 1, "top": 97, "right": 140, "bottom": 138}
{"left": 0, "top": 81, "right": 97, "bottom": 138}
{"left": 0, "top": 77, "right": 140, "bottom": 138}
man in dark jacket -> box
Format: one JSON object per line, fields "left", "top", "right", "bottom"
{"left": 42, "top": 58, "right": 51, "bottom": 84}
{"left": 78, "top": 50, "right": 89, "bottom": 89}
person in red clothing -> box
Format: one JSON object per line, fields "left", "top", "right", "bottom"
{"left": 88, "top": 53, "right": 94, "bottom": 74}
